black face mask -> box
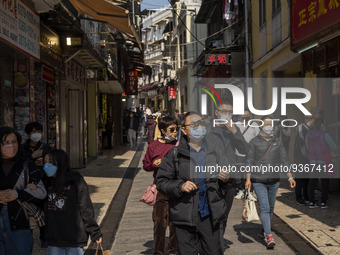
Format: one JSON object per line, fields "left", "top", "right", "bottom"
{"left": 241, "top": 117, "right": 250, "bottom": 122}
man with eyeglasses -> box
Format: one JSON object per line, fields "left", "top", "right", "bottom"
{"left": 213, "top": 100, "right": 249, "bottom": 244}
{"left": 156, "top": 112, "right": 230, "bottom": 255}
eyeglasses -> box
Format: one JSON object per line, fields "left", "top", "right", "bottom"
{"left": 184, "top": 119, "right": 206, "bottom": 128}
{"left": 168, "top": 127, "right": 178, "bottom": 133}
{"left": 1, "top": 140, "right": 18, "bottom": 147}
{"left": 218, "top": 109, "right": 233, "bottom": 115}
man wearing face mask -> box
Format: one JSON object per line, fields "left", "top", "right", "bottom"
{"left": 245, "top": 116, "right": 296, "bottom": 249}
{"left": 22, "top": 122, "right": 51, "bottom": 167}
{"left": 212, "top": 101, "right": 249, "bottom": 237}
{"left": 156, "top": 112, "right": 230, "bottom": 255}
{"left": 234, "top": 109, "right": 260, "bottom": 201}
{"left": 21, "top": 121, "right": 51, "bottom": 248}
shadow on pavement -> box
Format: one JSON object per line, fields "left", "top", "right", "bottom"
{"left": 276, "top": 181, "right": 340, "bottom": 229}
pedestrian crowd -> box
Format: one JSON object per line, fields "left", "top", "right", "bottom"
{"left": 0, "top": 122, "right": 102, "bottom": 255}
{"left": 142, "top": 101, "right": 337, "bottom": 254}
{"left": 0, "top": 102, "right": 337, "bottom": 255}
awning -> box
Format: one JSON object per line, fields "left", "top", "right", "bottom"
{"left": 69, "top": 0, "right": 142, "bottom": 49}
{"left": 195, "top": 0, "right": 221, "bottom": 24}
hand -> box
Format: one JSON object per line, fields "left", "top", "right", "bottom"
{"left": 0, "top": 189, "right": 18, "bottom": 204}
{"left": 289, "top": 178, "right": 296, "bottom": 189}
{"left": 152, "top": 158, "right": 162, "bottom": 168}
{"left": 245, "top": 179, "right": 252, "bottom": 191}
{"left": 225, "top": 120, "right": 237, "bottom": 134}
{"left": 218, "top": 171, "right": 229, "bottom": 182}
{"left": 32, "top": 150, "right": 43, "bottom": 159}
{"left": 96, "top": 237, "right": 102, "bottom": 244}
{"left": 36, "top": 159, "right": 44, "bottom": 166}
{"left": 181, "top": 181, "right": 197, "bottom": 193}
{"left": 27, "top": 183, "right": 37, "bottom": 190}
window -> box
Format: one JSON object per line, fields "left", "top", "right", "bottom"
{"left": 272, "top": 0, "right": 281, "bottom": 47}
{"left": 259, "top": 0, "right": 266, "bottom": 28}
{"left": 272, "top": 0, "right": 281, "bottom": 14}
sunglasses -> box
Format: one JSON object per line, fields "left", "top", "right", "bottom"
{"left": 184, "top": 119, "right": 206, "bottom": 128}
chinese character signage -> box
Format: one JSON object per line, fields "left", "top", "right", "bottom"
{"left": 205, "top": 54, "right": 231, "bottom": 66}
{"left": 168, "top": 87, "right": 176, "bottom": 100}
{"left": 0, "top": 0, "right": 40, "bottom": 60}
{"left": 291, "top": 0, "right": 340, "bottom": 48}
{"left": 125, "top": 70, "right": 138, "bottom": 95}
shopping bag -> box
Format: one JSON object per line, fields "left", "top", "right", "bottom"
{"left": 242, "top": 191, "right": 260, "bottom": 222}
{"left": 140, "top": 184, "right": 158, "bottom": 206}
{"left": 95, "top": 243, "right": 110, "bottom": 255}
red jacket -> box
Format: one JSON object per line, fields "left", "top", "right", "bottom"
{"left": 143, "top": 139, "right": 177, "bottom": 178}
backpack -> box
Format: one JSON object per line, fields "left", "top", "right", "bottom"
{"left": 306, "top": 130, "right": 330, "bottom": 163}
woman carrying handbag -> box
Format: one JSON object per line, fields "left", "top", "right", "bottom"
{"left": 0, "top": 126, "right": 46, "bottom": 255}
{"left": 245, "top": 116, "right": 296, "bottom": 250}
{"left": 142, "top": 116, "right": 178, "bottom": 255}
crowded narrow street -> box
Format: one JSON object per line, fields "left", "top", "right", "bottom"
{"left": 1, "top": 0, "right": 340, "bottom": 254}
{"left": 30, "top": 136, "right": 339, "bottom": 254}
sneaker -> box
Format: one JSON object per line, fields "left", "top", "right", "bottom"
{"left": 248, "top": 192, "right": 257, "bottom": 201}
{"left": 235, "top": 190, "right": 244, "bottom": 200}
{"left": 266, "top": 234, "right": 276, "bottom": 249}
{"left": 309, "top": 202, "right": 319, "bottom": 209}
{"left": 320, "top": 203, "right": 328, "bottom": 209}
{"left": 296, "top": 199, "right": 306, "bottom": 205}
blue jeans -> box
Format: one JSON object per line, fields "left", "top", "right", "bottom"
{"left": 48, "top": 246, "right": 84, "bottom": 255}
{"left": 0, "top": 206, "right": 33, "bottom": 255}
{"left": 252, "top": 182, "right": 280, "bottom": 236}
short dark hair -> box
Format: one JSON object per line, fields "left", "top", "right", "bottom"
{"left": 0, "top": 126, "right": 22, "bottom": 161}
{"left": 25, "top": 122, "right": 43, "bottom": 134}
{"left": 158, "top": 116, "right": 178, "bottom": 132}
{"left": 182, "top": 111, "right": 201, "bottom": 126}
{"left": 313, "top": 118, "right": 324, "bottom": 130}
{"left": 261, "top": 115, "right": 273, "bottom": 121}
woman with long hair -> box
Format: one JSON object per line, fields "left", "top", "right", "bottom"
{"left": 43, "top": 149, "right": 102, "bottom": 255}
{"left": 0, "top": 126, "right": 46, "bottom": 254}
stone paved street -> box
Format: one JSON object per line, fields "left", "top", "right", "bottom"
{"left": 33, "top": 140, "right": 339, "bottom": 254}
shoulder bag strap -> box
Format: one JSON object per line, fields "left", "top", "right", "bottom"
{"left": 255, "top": 143, "right": 274, "bottom": 166}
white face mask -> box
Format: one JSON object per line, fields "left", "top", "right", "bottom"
{"left": 262, "top": 126, "right": 274, "bottom": 135}
{"left": 30, "top": 133, "right": 42, "bottom": 142}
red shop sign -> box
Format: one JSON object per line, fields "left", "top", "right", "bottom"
{"left": 42, "top": 65, "right": 54, "bottom": 83}
{"left": 291, "top": 0, "right": 340, "bottom": 48}
{"left": 168, "top": 87, "right": 176, "bottom": 100}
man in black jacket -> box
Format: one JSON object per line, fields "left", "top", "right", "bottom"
{"left": 156, "top": 112, "right": 230, "bottom": 255}
{"left": 213, "top": 101, "right": 249, "bottom": 233}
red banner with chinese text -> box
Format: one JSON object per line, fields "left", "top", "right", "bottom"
{"left": 168, "top": 87, "right": 176, "bottom": 100}
{"left": 291, "top": 0, "right": 340, "bottom": 48}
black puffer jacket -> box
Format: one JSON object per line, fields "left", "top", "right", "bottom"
{"left": 246, "top": 135, "right": 289, "bottom": 184}
{"left": 45, "top": 171, "right": 102, "bottom": 247}
{"left": 155, "top": 135, "right": 231, "bottom": 227}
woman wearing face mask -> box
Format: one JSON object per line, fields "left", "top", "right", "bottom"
{"left": 143, "top": 116, "right": 178, "bottom": 255}
{"left": 43, "top": 149, "right": 102, "bottom": 255}
{"left": 245, "top": 116, "right": 296, "bottom": 249}
{"left": 22, "top": 122, "right": 51, "bottom": 167}
{"left": 0, "top": 126, "right": 46, "bottom": 254}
